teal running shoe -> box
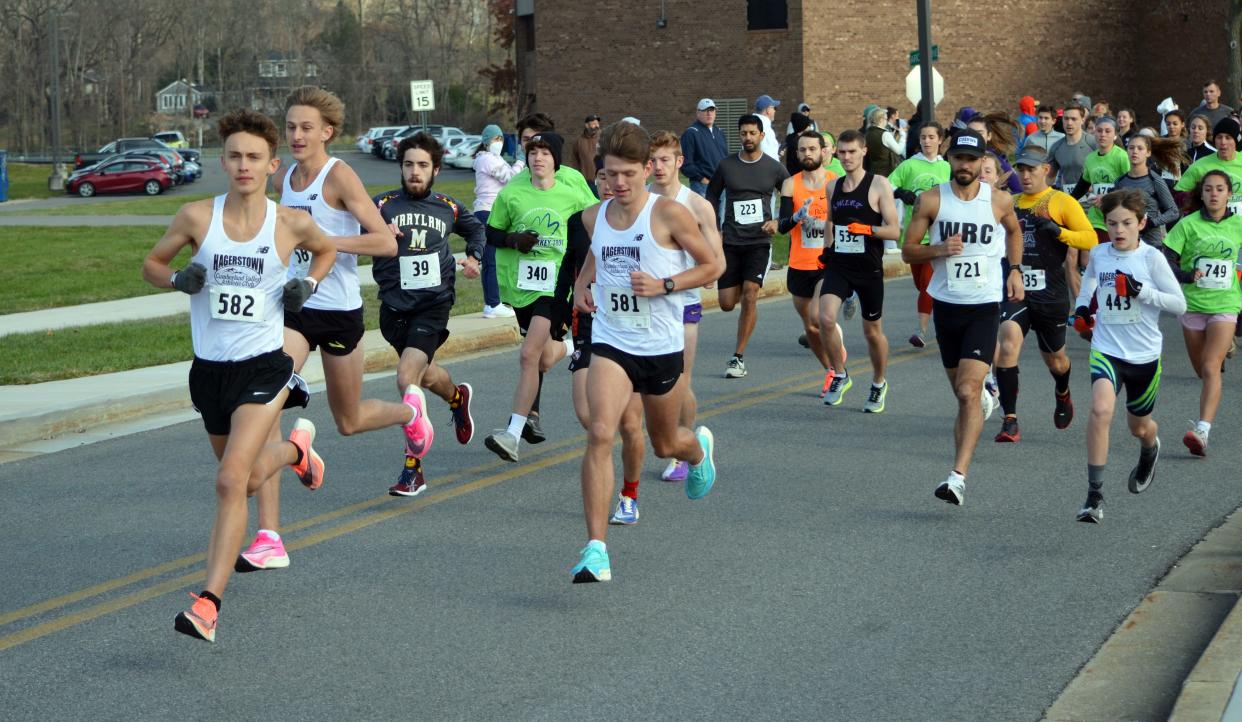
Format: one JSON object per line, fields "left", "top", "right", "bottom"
{"left": 686, "top": 426, "right": 716, "bottom": 500}
{"left": 571, "top": 541, "right": 611, "bottom": 583}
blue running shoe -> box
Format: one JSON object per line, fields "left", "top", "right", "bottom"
{"left": 685, "top": 426, "right": 716, "bottom": 500}
{"left": 609, "top": 495, "right": 639, "bottom": 525}
{"left": 571, "top": 541, "right": 611, "bottom": 583}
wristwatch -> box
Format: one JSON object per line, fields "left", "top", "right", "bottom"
{"left": 1008, "top": 264, "right": 1023, "bottom": 275}
{"left": 663, "top": 278, "right": 676, "bottom": 294}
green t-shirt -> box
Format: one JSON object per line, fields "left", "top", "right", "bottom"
{"left": 1162, "top": 210, "right": 1242, "bottom": 314}
{"left": 824, "top": 158, "right": 845, "bottom": 178}
{"left": 487, "top": 166, "right": 596, "bottom": 308}
{"left": 1175, "top": 153, "right": 1242, "bottom": 215}
{"left": 1082, "top": 145, "right": 1131, "bottom": 230}
{"left": 888, "top": 154, "right": 950, "bottom": 243}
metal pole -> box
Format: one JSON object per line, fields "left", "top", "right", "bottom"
{"left": 917, "top": 0, "right": 934, "bottom": 123}
{"left": 49, "top": 12, "right": 63, "bottom": 189}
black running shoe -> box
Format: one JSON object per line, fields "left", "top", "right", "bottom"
{"left": 522, "top": 413, "right": 546, "bottom": 444}
{"left": 798, "top": 334, "right": 809, "bottom": 348}
{"left": 1054, "top": 390, "right": 1074, "bottom": 430}
{"left": 994, "top": 416, "right": 1020, "bottom": 443}
{"left": 1128, "top": 437, "right": 1160, "bottom": 494}
{"left": 1076, "top": 491, "right": 1103, "bottom": 523}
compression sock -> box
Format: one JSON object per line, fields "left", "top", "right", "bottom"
{"left": 1087, "top": 464, "right": 1105, "bottom": 493}
{"left": 531, "top": 372, "right": 544, "bottom": 414}
{"left": 996, "top": 366, "right": 1019, "bottom": 416}
{"left": 1052, "top": 368, "right": 1071, "bottom": 395}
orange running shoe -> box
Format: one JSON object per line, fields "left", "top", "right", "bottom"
{"left": 173, "top": 593, "right": 218, "bottom": 643}
{"left": 820, "top": 370, "right": 835, "bottom": 398}
{"left": 288, "top": 418, "right": 324, "bottom": 490}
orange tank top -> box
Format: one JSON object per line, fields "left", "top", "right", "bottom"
{"left": 790, "top": 170, "right": 834, "bottom": 270}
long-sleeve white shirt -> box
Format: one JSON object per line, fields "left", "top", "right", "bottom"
{"left": 1075, "top": 242, "right": 1186, "bottom": 363}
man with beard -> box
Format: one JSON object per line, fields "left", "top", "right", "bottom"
{"left": 371, "top": 132, "right": 486, "bottom": 494}
{"left": 902, "top": 130, "right": 1024, "bottom": 506}
{"left": 706, "top": 114, "right": 789, "bottom": 379}
{"left": 817, "top": 129, "right": 902, "bottom": 411}
{"left": 567, "top": 114, "right": 602, "bottom": 184}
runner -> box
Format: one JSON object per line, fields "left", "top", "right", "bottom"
{"left": 1072, "top": 116, "right": 1131, "bottom": 244}
{"left": 818, "top": 129, "right": 901, "bottom": 411}
{"left": 1186, "top": 115, "right": 1218, "bottom": 165}
{"left": 901, "top": 129, "right": 1024, "bottom": 505}
{"left": 1113, "top": 134, "right": 1183, "bottom": 247}
{"left": 889, "top": 121, "right": 951, "bottom": 348}
{"left": 992, "top": 148, "right": 1097, "bottom": 443}
{"left": 141, "top": 108, "right": 336, "bottom": 642}
{"left": 1048, "top": 103, "right": 1097, "bottom": 193}
{"left": 648, "top": 130, "right": 724, "bottom": 481}
{"left": 1176, "top": 118, "right": 1242, "bottom": 216}
{"left": 1071, "top": 189, "right": 1186, "bottom": 522}
{"left": 778, "top": 129, "right": 838, "bottom": 395}
{"left": 570, "top": 121, "right": 722, "bottom": 583}
{"left": 483, "top": 130, "right": 595, "bottom": 462}
{"left": 241, "top": 87, "right": 414, "bottom": 572}
{"left": 1161, "top": 170, "right": 1242, "bottom": 456}
{"left": 371, "top": 132, "right": 485, "bottom": 495}
{"left": 707, "top": 113, "right": 788, "bottom": 378}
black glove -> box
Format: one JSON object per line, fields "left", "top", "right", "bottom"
{"left": 1072, "top": 305, "right": 1095, "bottom": 337}
{"left": 1115, "top": 269, "right": 1143, "bottom": 298}
{"left": 283, "top": 278, "right": 316, "bottom": 312}
{"left": 507, "top": 230, "right": 540, "bottom": 253}
{"left": 1033, "top": 215, "right": 1062, "bottom": 239}
{"left": 893, "top": 188, "right": 918, "bottom": 205}
{"left": 171, "top": 262, "right": 206, "bottom": 294}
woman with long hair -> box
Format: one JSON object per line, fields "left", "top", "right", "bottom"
{"left": 1115, "top": 134, "right": 1183, "bottom": 246}
{"left": 1187, "top": 115, "right": 1217, "bottom": 165}
{"left": 888, "top": 121, "right": 950, "bottom": 348}
{"left": 966, "top": 112, "right": 1022, "bottom": 193}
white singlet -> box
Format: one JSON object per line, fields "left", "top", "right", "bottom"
{"left": 280, "top": 157, "right": 362, "bottom": 311}
{"left": 190, "top": 195, "right": 286, "bottom": 361}
{"left": 673, "top": 184, "right": 702, "bottom": 306}
{"left": 926, "top": 181, "right": 1005, "bottom": 305}
{"left": 590, "top": 193, "right": 688, "bottom": 356}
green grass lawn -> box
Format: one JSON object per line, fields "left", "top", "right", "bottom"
{"left": 2, "top": 279, "right": 485, "bottom": 385}
{"left": 4, "top": 163, "right": 59, "bottom": 201}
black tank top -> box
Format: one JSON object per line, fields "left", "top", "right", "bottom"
{"left": 826, "top": 172, "right": 885, "bottom": 274}
{"left": 1013, "top": 201, "right": 1068, "bottom": 304}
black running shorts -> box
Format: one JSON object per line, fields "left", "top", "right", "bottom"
{"left": 786, "top": 267, "right": 823, "bottom": 299}
{"left": 932, "top": 299, "right": 1001, "bottom": 369}
{"left": 1000, "top": 298, "right": 1069, "bottom": 354}
{"left": 189, "top": 349, "right": 308, "bottom": 436}
{"left": 591, "top": 343, "right": 684, "bottom": 396}
{"left": 719, "top": 244, "right": 771, "bottom": 289}
{"left": 820, "top": 266, "right": 884, "bottom": 321}
{"left": 513, "top": 295, "right": 568, "bottom": 341}
{"left": 379, "top": 300, "right": 452, "bottom": 363}
{"left": 284, "top": 307, "right": 365, "bottom": 356}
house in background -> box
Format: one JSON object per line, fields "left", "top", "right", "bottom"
{"left": 155, "top": 79, "right": 212, "bottom": 115}
{"left": 250, "top": 51, "right": 320, "bottom": 114}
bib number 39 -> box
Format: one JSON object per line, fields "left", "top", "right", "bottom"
{"left": 210, "top": 286, "right": 264, "bottom": 323}
{"left": 946, "top": 256, "right": 989, "bottom": 291}
{"left": 399, "top": 253, "right": 441, "bottom": 290}
{"left": 517, "top": 259, "right": 556, "bottom": 292}
{"left": 598, "top": 285, "right": 651, "bottom": 329}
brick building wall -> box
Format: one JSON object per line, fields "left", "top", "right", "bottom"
{"left": 530, "top": 0, "right": 1229, "bottom": 146}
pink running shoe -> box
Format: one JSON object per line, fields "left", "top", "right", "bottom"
{"left": 235, "top": 531, "right": 290, "bottom": 572}
{"left": 402, "top": 385, "right": 435, "bottom": 458}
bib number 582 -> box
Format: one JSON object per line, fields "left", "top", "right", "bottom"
{"left": 217, "top": 293, "right": 256, "bottom": 317}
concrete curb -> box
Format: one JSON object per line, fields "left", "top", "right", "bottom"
{"left": 0, "top": 256, "right": 912, "bottom": 452}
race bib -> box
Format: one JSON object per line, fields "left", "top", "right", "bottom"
{"left": 289, "top": 248, "right": 312, "bottom": 279}
{"left": 832, "top": 225, "right": 865, "bottom": 254}
{"left": 733, "top": 198, "right": 764, "bottom": 225}
{"left": 946, "top": 255, "right": 989, "bottom": 291}
{"left": 1229, "top": 198, "right": 1242, "bottom": 216}
{"left": 399, "top": 253, "right": 441, "bottom": 290}
{"left": 597, "top": 285, "right": 651, "bottom": 329}
{"left": 517, "top": 259, "right": 556, "bottom": 292}
{"left": 801, "top": 221, "right": 826, "bottom": 249}
{"left": 1091, "top": 182, "right": 1114, "bottom": 198}
{"left": 210, "top": 286, "right": 265, "bottom": 323}
{"left": 1022, "top": 268, "right": 1046, "bottom": 291}
{"left": 1062, "top": 182, "right": 1077, "bottom": 194}
{"left": 1196, "top": 257, "right": 1233, "bottom": 290}
{"left": 1098, "top": 291, "right": 1140, "bottom": 324}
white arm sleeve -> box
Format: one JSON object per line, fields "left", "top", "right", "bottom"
{"left": 1074, "top": 250, "right": 1098, "bottom": 310}
{"left": 1138, "top": 247, "right": 1187, "bottom": 315}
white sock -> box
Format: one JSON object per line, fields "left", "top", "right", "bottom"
{"left": 1197, "top": 420, "right": 1212, "bottom": 435}
{"left": 506, "top": 413, "right": 527, "bottom": 439}
{"left": 586, "top": 539, "right": 606, "bottom": 552}
{"left": 563, "top": 337, "right": 574, "bottom": 357}
{"left": 873, "top": 380, "right": 885, "bottom": 388}
{"left": 258, "top": 529, "right": 280, "bottom": 540}
{"left": 948, "top": 471, "right": 965, "bottom": 483}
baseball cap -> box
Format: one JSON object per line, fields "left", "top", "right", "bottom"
{"left": 584, "top": 114, "right": 601, "bottom": 123}
{"left": 755, "top": 94, "right": 780, "bottom": 111}
{"left": 797, "top": 102, "right": 811, "bottom": 113}
{"left": 697, "top": 98, "right": 716, "bottom": 111}
{"left": 1012, "top": 148, "right": 1051, "bottom": 167}
{"left": 947, "top": 129, "right": 986, "bottom": 158}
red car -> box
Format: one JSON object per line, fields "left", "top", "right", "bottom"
{"left": 65, "top": 159, "right": 172, "bottom": 197}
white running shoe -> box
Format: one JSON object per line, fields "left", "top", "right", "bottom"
{"left": 934, "top": 473, "right": 965, "bottom": 506}
{"left": 483, "top": 304, "right": 516, "bottom": 318}
{"left": 980, "top": 384, "right": 996, "bottom": 421}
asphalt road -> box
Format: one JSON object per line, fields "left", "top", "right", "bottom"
{"left": 2, "top": 281, "right": 1241, "bottom": 720}
{"left": 0, "top": 150, "right": 473, "bottom": 213}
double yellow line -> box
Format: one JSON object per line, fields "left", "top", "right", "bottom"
{"left": 0, "top": 345, "right": 929, "bottom": 653}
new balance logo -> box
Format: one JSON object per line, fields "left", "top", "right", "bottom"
{"left": 258, "top": 246, "right": 270, "bottom": 254}
{"left": 309, "top": 193, "right": 318, "bottom": 200}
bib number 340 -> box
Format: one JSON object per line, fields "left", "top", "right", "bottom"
{"left": 517, "top": 259, "right": 556, "bottom": 292}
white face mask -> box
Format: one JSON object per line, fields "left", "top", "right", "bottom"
{"left": 489, "top": 140, "right": 504, "bottom": 155}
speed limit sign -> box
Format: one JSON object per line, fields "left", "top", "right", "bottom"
{"left": 410, "top": 80, "right": 435, "bottom": 112}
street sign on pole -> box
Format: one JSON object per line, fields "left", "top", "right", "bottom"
{"left": 916, "top": 0, "right": 936, "bottom": 123}
{"left": 410, "top": 80, "right": 435, "bottom": 112}
{"left": 905, "top": 65, "right": 944, "bottom": 108}
{"left": 908, "top": 44, "right": 940, "bottom": 68}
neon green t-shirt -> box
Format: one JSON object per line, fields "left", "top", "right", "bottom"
{"left": 1175, "top": 153, "right": 1242, "bottom": 215}
{"left": 487, "top": 166, "right": 596, "bottom": 308}
{"left": 888, "top": 154, "right": 950, "bottom": 243}
{"left": 1082, "top": 145, "right": 1130, "bottom": 230}
{"left": 1162, "top": 209, "right": 1242, "bottom": 314}
{"left": 824, "top": 158, "right": 845, "bottom": 178}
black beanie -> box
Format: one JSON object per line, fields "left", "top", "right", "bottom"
{"left": 1213, "top": 117, "right": 1242, "bottom": 144}
{"left": 526, "top": 132, "right": 565, "bottom": 170}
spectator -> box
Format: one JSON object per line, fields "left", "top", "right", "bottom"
{"left": 755, "top": 94, "right": 782, "bottom": 161}
{"left": 863, "top": 106, "right": 901, "bottom": 176}
{"left": 887, "top": 106, "right": 907, "bottom": 151}
{"left": 784, "top": 111, "right": 813, "bottom": 175}
{"left": 565, "top": 114, "right": 601, "bottom": 180}
{"left": 1117, "top": 108, "right": 1139, "bottom": 147}
{"left": 681, "top": 98, "right": 727, "bottom": 197}
{"left": 1017, "top": 95, "right": 1038, "bottom": 139}
{"left": 786, "top": 102, "right": 818, "bottom": 135}
{"left": 1093, "top": 100, "right": 1111, "bottom": 117}
{"left": 472, "top": 123, "right": 524, "bottom": 318}
{"left": 1071, "top": 91, "right": 1093, "bottom": 114}
{"left": 1188, "top": 79, "right": 1235, "bottom": 130}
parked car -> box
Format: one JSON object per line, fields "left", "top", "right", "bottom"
{"left": 443, "top": 135, "right": 482, "bottom": 169}
{"left": 65, "top": 159, "right": 171, "bottom": 197}
{"left": 382, "top": 125, "right": 470, "bottom": 161}
{"left": 355, "top": 126, "right": 404, "bottom": 154}
{"left": 74, "top": 137, "right": 199, "bottom": 168}
{"left": 152, "top": 131, "right": 188, "bottom": 149}
{"left": 114, "top": 148, "right": 187, "bottom": 183}
{"left": 181, "top": 159, "right": 202, "bottom": 182}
